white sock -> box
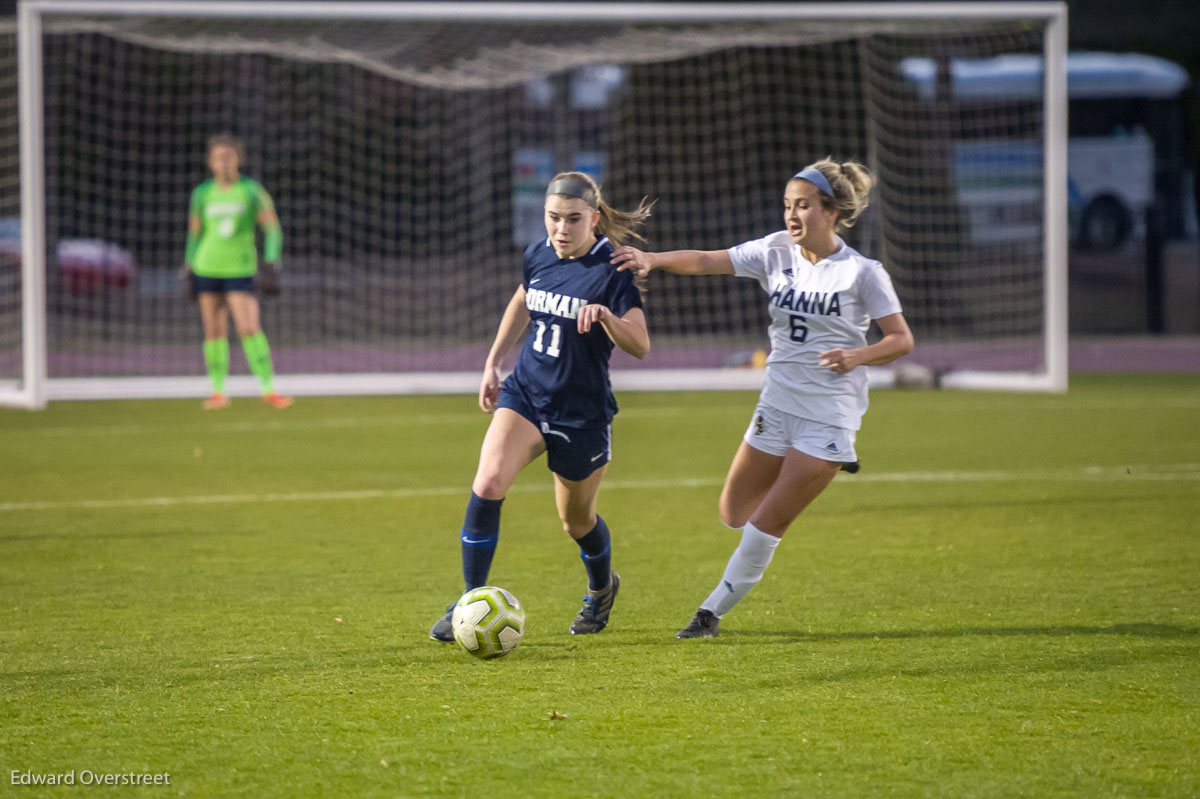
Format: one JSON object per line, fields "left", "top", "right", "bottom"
{"left": 700, "top": 521, "right": 781, "bottom": 617}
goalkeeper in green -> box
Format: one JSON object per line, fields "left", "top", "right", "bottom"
{"left": 183, "top": 134, "right": 291, "bottom": 409}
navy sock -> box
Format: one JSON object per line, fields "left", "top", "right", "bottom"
{"left": 461, "top": 492, "right": 503, "bottom": 591}
{"left": 575, "top": 515, "right": 612, "bottom": 591}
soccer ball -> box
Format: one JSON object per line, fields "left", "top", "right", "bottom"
{"left": 451, "top": 586, "right": 525, "bottom": 659}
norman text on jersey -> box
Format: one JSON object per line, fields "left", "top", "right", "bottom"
{"left": 526, "top": 288, "right": 587, "bottom": 320}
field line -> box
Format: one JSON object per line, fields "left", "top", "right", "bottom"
{"left": 1, "top": 466, "right": 1198, "bottom": 513}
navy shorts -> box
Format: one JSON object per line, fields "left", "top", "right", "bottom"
{"left": 496, "top": 381, "right": 611, "bottom": 481}
{"left": 193, "top": 275, "right": 256, "bottom": 294}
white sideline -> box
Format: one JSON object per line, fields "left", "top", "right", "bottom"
{"left": 1, "top": 465, "right": 1197, "bottom": 513}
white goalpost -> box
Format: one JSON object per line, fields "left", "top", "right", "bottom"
{"left": 3, "top": 1, "right": 1068, "bottom": 408}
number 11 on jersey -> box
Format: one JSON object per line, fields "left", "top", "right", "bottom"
{"left": 533, "top": 320, "right": 562, "bottom": 358}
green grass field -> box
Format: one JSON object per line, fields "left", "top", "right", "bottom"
{"left": 2, "top": 374, "right": 1198, "bottom": 797}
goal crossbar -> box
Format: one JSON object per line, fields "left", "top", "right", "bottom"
{"left": 23, "top": 2, "right": 1068, "bottom": 23}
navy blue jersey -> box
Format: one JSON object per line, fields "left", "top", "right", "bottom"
{"left": 507, "top": 235, "right": 643, "bottom": 428}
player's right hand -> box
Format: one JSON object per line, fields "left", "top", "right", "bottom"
{"left": 479, "top": 365, "right": 501, "bottom": 413}
{"left": 611, "top": 245, "right": 655, "bottom": 277}
{"left": 179, "top": 265, "right": 196, "bottom": 300}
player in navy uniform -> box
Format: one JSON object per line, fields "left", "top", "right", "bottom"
{"left": 430, "top": 172, "right": 654, "bottom": 641}
{"left": 613, "top": 159, "right": 914, "bottom": 638}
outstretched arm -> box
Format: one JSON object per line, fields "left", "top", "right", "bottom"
{"left": 611, "top": 246, "right": 734, "bottom": 277}
{"left": 479, "top": 286, "right": 530, "bottom": 412}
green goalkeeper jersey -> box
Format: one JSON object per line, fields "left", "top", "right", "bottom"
{"left": 188, "top": 177, "right": 279, "bottom": 278}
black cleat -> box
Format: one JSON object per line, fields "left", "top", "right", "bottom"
{"left": 569, "top": 572, "right": 620, "bottom": 635}
{"left": 429, "top": 602, "right": 455, "bottom": 643}
{"left": 676, "top": 608, "right": 720, "bottom": 639}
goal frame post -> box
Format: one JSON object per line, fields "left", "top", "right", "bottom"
{"left": 9, "top": 0, "right": 1068, "bottom": 406}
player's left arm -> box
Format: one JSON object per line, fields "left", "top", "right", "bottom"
{"left": 818, "top": 312, "right": 914, "bottom": 375}
{"left": 255, "top": 188, "right": 282, "bottom": 266}
{"left": 577, "top": 305, "right": 650, "bottom": 360}
{"left": 252, "top": 184, "right": 283, "bottom": 294}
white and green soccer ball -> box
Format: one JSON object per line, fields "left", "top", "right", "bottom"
{"left": 451, "top": 586, "right": 525, "bottom": 659}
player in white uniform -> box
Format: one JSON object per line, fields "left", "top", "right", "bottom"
{"left": 612, "top": 158, "right": 914, "bottom": 638}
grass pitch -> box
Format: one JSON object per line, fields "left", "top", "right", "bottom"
{"left": 1, "top": 374, "right": 1198, "bottom": 797}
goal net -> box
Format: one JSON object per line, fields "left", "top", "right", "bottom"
{"left": 2, "top": 2, "right": 1067, "bottom": 407}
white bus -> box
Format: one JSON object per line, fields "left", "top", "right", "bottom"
{"left": 900, "top": 51, "right": 1195, "bottom": 251}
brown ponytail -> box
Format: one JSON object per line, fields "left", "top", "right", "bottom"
{"left": 548, "top": 171, "right": 655, "bottom": 247}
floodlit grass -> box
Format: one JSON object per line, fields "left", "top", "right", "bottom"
{"left": 1, "top": 374, "right": 1197, "bottom": 797}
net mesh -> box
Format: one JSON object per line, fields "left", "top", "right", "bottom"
{"left": 0, "top": 12, "right": 1051, "bottom": 387}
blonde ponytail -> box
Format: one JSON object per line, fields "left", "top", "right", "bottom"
{"left": 804, "top": 158, "right": 874, "bottom": 232}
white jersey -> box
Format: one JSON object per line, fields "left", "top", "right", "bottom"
{"left": 729, "top": 232, "right": 902, "bottom": 430}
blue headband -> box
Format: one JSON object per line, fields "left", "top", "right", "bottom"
{"left": 792, "top": 167, "right": 834, "bottom": 198}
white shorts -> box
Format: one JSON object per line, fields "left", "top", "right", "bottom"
{"left": 742, "top": 403, "right": 858, "bottom": 462}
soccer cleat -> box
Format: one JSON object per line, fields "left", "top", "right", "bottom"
{"left": 676, "top": 608, "right": 720, "bottom": 639}
{"left": 569, "top": 572, "right": 620, "bottom": 635}
{"left": 202, "top": 392, "right": 230, "bottom": 410}
{"left": 429, "top": 602, "right": 456, "bottom": 643}
{"left": 262, "top": 392, "right": 293, "bottom": 409}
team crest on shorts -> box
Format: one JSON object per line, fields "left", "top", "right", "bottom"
{"left": 754, "top": 415, "right": 765, "bottom": 435}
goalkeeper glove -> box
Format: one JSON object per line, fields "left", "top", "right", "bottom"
{"left": 258, "top": 262, "right": 281, "bottom": 296}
